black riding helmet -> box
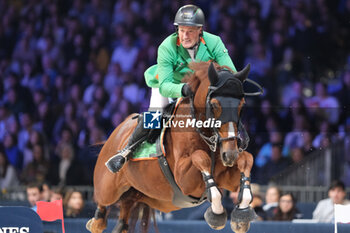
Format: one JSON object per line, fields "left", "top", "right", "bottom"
{"left": 174, "top": 5, "right": 205, "bottom": 27}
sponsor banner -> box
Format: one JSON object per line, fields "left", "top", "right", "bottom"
{"left": 0, "top": 207, "right": 43, "bottom": 233}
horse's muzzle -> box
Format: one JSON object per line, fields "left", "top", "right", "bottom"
{"left": 221, "top": 150, "right": 239, "bottom": 167}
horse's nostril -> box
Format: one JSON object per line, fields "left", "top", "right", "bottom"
{"left": 222, "top": 152, "right": 228, "bottom": 162}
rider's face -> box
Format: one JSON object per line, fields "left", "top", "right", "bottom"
{"left": 178, "top": 25, "right": 201, "bottom": 49}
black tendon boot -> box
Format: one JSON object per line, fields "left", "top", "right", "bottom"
{"left": 105, "top": 115, "right": 149, "bottom": 173}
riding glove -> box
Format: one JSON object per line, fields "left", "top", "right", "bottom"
{"left": 181, "top": 84, "right": 194, "bottom": 97}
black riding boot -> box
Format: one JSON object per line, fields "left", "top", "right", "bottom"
{"left": 105, "top": 115, "right": 149, "bottom": 173}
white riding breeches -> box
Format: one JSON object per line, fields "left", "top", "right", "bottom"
{"left": 149, "top": 88, "right": 170, "bottom": 110}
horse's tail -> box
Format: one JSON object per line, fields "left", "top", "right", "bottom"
{"left": 128, "top": 202, "right": 159, "bottom": 233}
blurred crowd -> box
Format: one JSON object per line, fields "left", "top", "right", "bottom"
{"left": 26, "top": 182, "right": 96, "bottom": 218}
{"left": 24, "top": 180, "right": 349, "bottom": 221}
{"left": 1, "top": 0, "right": 350, "bottom": 190}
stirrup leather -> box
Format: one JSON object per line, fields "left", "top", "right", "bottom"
{"left": 116, "top": 147, "right": 132, "bottom": 159}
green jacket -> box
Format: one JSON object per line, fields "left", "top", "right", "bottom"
{"left": 144, "top": 31, "right": 236, "bottom": 98}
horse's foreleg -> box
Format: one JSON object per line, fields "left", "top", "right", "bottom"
{"left": 236, "top": 151, "right": 254, "bottom": 209}
{"left": 190, "top": 149, "right": 227, "bottom": 230}
{"left": 230, "top": 151, "right": 256, "bottom": 233}
{"left": 86, "top": 205, "right": 108, "bottom": 233}
{"left": 202, "top": 172, "right": 224, "bottom": 214}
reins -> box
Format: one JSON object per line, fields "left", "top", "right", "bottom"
{"left": 189, "top": 96, "right": 218, "bottom": 176}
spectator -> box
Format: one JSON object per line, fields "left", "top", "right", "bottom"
{"left": 0, "top": 148, "right": 19, "bottom": 189}
{"left": 50, "top": 186, "right": 65, "bottom": 202}
{"left": 259, "top": 145, "right": 291, "bottom": 184}
{"left": 335, "top": 70, "right": 350, "bottom": 123}
{"left": 281, "top": 97, "right": 308, "bottom": 132}
{"left": 3, "top": 133, "right": 23, "bottom": 171}
{"left": 48, "top": 143, "right": 87, "bottom": 186}
{"left": 63, "top": 189, "right": 86, "bottom": 218}
{"left": 306, "top": 82, "right": 340, "bottom": 125}
{"left": 103, "top": 63, "right": 123, "bottom": 95}
{"left": 284, "top": 114, "right": 309, "bottom": 149}
{"left": 0, "top": 103, "right": 16, "bottom": 141}
{"left": 290, "top": 147, "right": 304, "bottom": 164}
{"left": 281, "top": 82, "right": 305, "bottom": 109}
{"left": 17, "top": 112, "right": 35, "bottom": 152}
{"left": 83, "top": 71, "right": 104, "bottom": 105}
{"left": 110, "top": 34, "right": 139, "bottom": 73}
{"left": 250, "top": 183, "right": 266, "bottom": 221}
{"left": 41, "top": 182, "right": 52, "bottom": 202}
{"left": 313, "top": 180, "right": 350, "bottom": 223}
{"left": 272, "top": 192, "right": 301, "bottom": 221}
{"left": 20, "top": 144, "right": 49, "bottom": 185}
{"left": 4, "top": 88, "right": 27, "bottom": 116}
{"left": 22, "top": 130, "right": 49, "bottom": 167}
{"left": 26, "top": 183, "right": 44, "bottom": 211}
{"left": 89, "top": 34, "right": 110, "bottom": 73}
{"left": 263, "top": 185, "right": 281, "bottom": 220}
{"left": 300, "top": 130, "right": 316, "bottom": 155}
{"left": 312, "top": 120, "right": 334, "bottom": 149}
{"left": 20, "top": 62, "right": 38, "bottom": 91}
{"left": 244, "top": 43, "right": 272, "bottom": 85}
{"left": 255, "top": 131, "right": 290, "bottom": 168}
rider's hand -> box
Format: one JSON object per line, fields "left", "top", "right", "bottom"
{"left": 181, "top": 84, "right": 194, "bottom": 97}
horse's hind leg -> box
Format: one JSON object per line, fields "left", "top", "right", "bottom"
{"left": 230, "top": 151, "right": 256, "bottom": 233}
{"left": 111, "top": 198, "right": 136, "bottom": 233}
{"left": 188, "top": 149, "right": 227, "bottom": 230}
{"left": 112, "top": 188, "right": 146, "bottom": 233}
{"left": 86, "top": 205, "right": 108, "bottom": 233}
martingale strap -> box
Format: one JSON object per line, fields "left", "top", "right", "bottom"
{"left": 158, "top": 154, "right": 207, "bottom": 208}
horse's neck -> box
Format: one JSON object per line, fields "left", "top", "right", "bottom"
{"left": 178, "top": 98, "right": 207, "bottom": 122}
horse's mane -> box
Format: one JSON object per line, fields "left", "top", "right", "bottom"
{"left": 182, "top": 62, "right": 234, "bottom": 93}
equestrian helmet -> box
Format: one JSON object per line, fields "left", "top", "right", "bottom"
{"left": 174, "top": 5, "right": 205, "bottom": 27}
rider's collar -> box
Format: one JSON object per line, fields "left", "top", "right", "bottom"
{"left": 176, "top": 36, "right": 206, "bottom": 47}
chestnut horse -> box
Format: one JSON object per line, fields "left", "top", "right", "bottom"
{"left": 87, "top": 62, "right": 261, "bottom": 233}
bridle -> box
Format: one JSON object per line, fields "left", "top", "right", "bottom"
{"left": 189, "top": 68, "right": 263, "bottom": 154}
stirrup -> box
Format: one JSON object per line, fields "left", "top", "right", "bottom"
{"left": 105, "top": 148, "right": 132, "bottom": 173}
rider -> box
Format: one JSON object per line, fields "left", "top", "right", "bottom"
{"left": 106, "top": 4, "right": 237, "bottom": 173}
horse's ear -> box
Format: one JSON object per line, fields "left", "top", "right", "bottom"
{"left": 208, "top": 62, "right": 218, "bottom": 85}
{"left": 235, "top": 63, "right": 250, "bottom": 82}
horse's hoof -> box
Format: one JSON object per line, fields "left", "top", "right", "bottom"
{"left": 204, "top": 206, "right": 227, "bottom": 230}
{"left": 231, "top": 206, "right": 256, "bottom": 222}
{"left": 86, "top": 217, "right": 106, "bottom": 233}
{"left": 230, "top": 221, "right": 251, "bottom": 233}
{"left": 230, "top": 206, "right": 256, "bottom": 233}
{"left": 86, "top": 219, "right": 92, "bottom": 232}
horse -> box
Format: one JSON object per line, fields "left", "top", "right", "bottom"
{"left": 86, "top": 61, "right": 261, "bottom": 233}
